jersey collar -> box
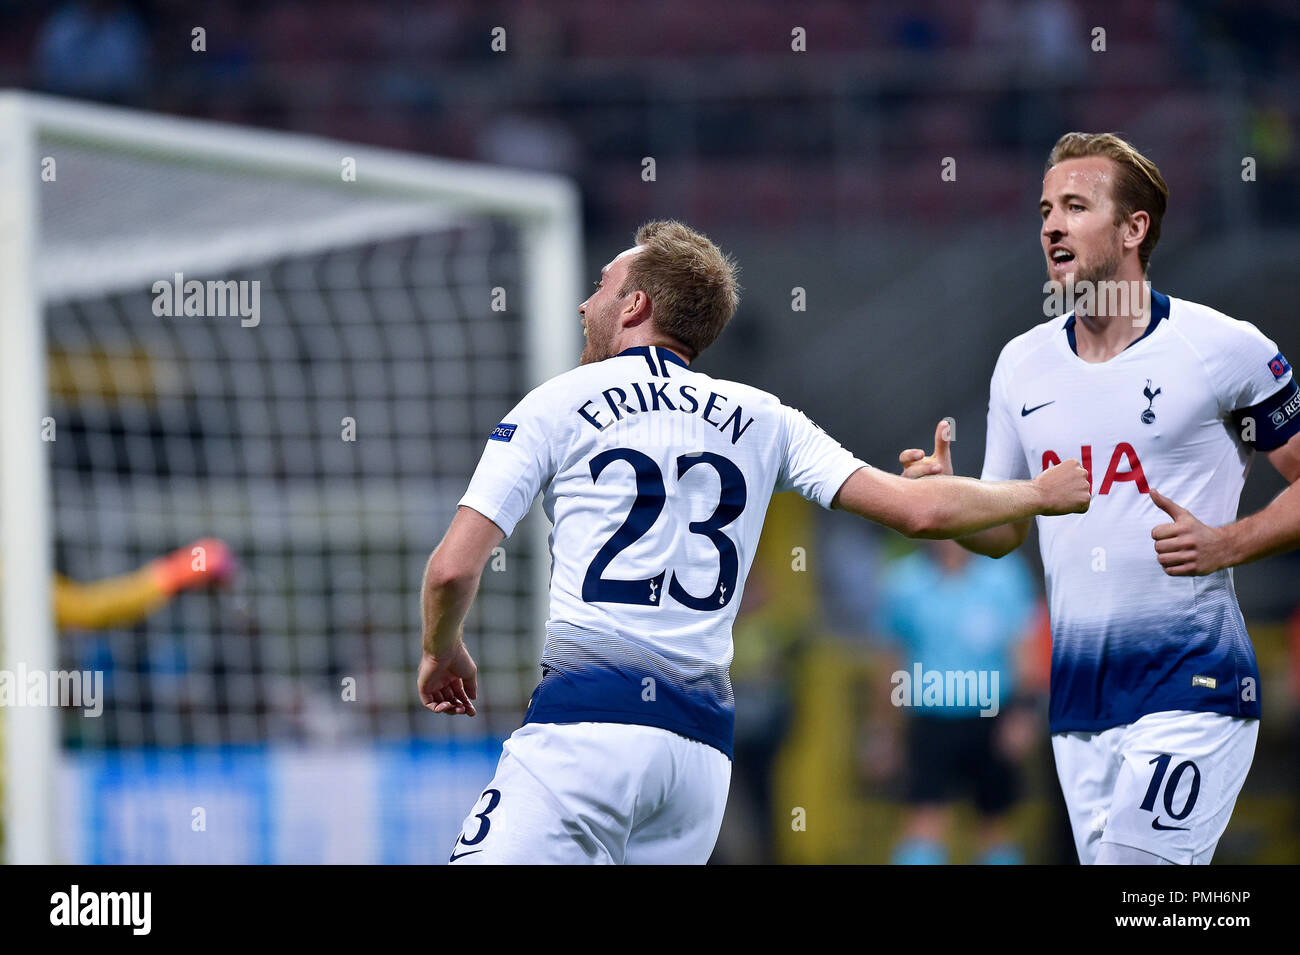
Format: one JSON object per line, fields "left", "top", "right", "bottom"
{"left": 618, "top": 345, "right": 690, "bottom": 371}
{"left": 1065, "top": 288, "right": 1170, "bottom": 355}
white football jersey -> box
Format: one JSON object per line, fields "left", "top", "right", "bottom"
{"left": 981, "top": 290, "right": 1299, "bottom": 732}
{"left": 459, "top": 345, "right": 867, "bottom": 756}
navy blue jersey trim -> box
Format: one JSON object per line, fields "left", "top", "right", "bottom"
{"left": 1232, "top": 378, "right": 1300, "bottom": 452}
{"left": 522, "top": 710, "right": 733, "bottom": 760}
{"left": 1065, "top": 288, "right": 1170, "bottom": 355}
{"left": 638, "top": 347, "right": 659, "bottom": 375}
{"left": 522, "top": 660, "right": 733, "bottom": 758}
{"left": 618, "top": 345, "right": 689, "bottom": 374}
{"left": 1050, "top": 702, "right": 1261, "bottom": 735}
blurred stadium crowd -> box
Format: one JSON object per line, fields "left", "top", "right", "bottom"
{"left": 2, "top": 0, "right": 1298, "bottom": 862}
{"left": 4, "top": 0, "right": 1298, "bottom": 231}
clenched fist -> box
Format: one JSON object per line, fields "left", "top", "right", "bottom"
{"left": 1033, "top": 459, "right": 1092, "bottom": 516}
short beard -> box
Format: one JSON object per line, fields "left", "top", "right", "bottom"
{"left": 579, "top": 300, "right": 618, "bottom": 363}
{"left": 1072, "top": 247, "right": 1122, "bottom": 291}
{"left": 1052, "top": 237, "right": 1125, "bottom": 320}
{"left": 1074, "top": 227, "right": 1125, "bottom": 289}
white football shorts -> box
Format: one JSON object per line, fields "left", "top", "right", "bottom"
{"left": 447, "top": 721, "right": 732, "bottom": 864}
{"left": 1051, "top": 709, "right": 1258, "bottom": 865}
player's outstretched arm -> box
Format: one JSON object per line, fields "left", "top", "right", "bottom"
{"left": 897, "top": 419, "right": 1033, "bottom": 557}
{"left": 418, "top": 505, "right": 504, "bottom": 716}
{"left": 833, "top": 454, "right": 1089, "bottom": 539}
{"left": 53, "top": 538, "right": 237, "bottom": 630}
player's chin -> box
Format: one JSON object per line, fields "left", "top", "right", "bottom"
{"left": 1046, "top": 261, "right": 1078, "bottom": 285}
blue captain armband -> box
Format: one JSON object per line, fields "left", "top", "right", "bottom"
{"left": 1232, "top": 378, "right": 1300, "bottom": 452}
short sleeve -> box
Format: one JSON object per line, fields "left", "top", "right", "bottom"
{"left": 979, "top": 348, "right": 1030, "bottom": 481}
{"left": 1212, "top": 319, "right": 1293, "bottom": 413}
{"left": 1215, "top": 321, "right": 1300, "bottom": 452}
{"left": 457, "top": 386, "right": 557, "bottom": 537}
{"left": 775, "top": 405, "right": 869, "bottom": 508}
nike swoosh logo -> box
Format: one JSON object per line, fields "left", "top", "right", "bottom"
{"left": 1151, "top": 817, "right": 1190, "bottom": 831}
{"left": 448, "top": 847, "right": 483, "bottom": 862}
{"left": 1021, "top": 401, "right": 1056, "bottom": 416}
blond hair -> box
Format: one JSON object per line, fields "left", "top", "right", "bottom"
{"left": 619, "top": 220, "right": 739, "bottom": 358}
{"left": 1046, "top": 132, "right": 1169, "bottom": 271}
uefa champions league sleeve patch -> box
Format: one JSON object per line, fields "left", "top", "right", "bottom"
{"left": 489, "top": 422, "right": 518, "bottom": 442}
{"left": 1269, "top": 353, "right": 1291, "bottom": 380}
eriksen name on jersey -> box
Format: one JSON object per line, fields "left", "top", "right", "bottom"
{"left": 575, "top": 380, "right": 756, "bottom": 445}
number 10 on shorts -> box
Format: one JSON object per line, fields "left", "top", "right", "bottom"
{"left": 1141, "top": 753, "right": 1201, "bottom": 831}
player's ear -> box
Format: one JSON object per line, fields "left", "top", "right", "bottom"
{"left": 621, "top": 289, "right": 653, "bottom": 327}
{"left": 1123, "top": 210, "right": 1149, "bottom": 253}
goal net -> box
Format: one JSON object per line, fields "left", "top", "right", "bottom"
{"left": 0, "top": 91, "right": 580, "bottom": 863}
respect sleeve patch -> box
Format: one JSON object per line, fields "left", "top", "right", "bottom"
{"left": 489, "top": 422, "right": 518, "bottom": 442}
{"left": 1269, "top": 352, "right": 1291, "bottom": 380}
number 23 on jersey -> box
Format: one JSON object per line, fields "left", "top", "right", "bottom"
{"left": 582, "top": 448, "right": 747, "bottom": 611}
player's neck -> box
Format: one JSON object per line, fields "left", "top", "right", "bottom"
{"left": 615, "top": 333, "right": 692, "bottom": 365}
{"left": 1072, "top": 271, "right": 1151, "bottom": 364}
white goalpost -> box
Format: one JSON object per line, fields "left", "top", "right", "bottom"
{"left": 0, "top": 90, "right": 581, "bottom": 864}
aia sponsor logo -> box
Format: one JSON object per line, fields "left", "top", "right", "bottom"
{"left": 1042, "top": 442, "right": 1148, "bottom": 495}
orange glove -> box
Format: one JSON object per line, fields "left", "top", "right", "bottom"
{"left": 152, "top": 538, "right": 237, "bottom": 595}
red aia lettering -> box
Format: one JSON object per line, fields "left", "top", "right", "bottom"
{"left": 1097, "top": 441, "right": 1148, "bottom": 495}
{"left": 1041, "top": 443, "right": 1146, "bottom": 496}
